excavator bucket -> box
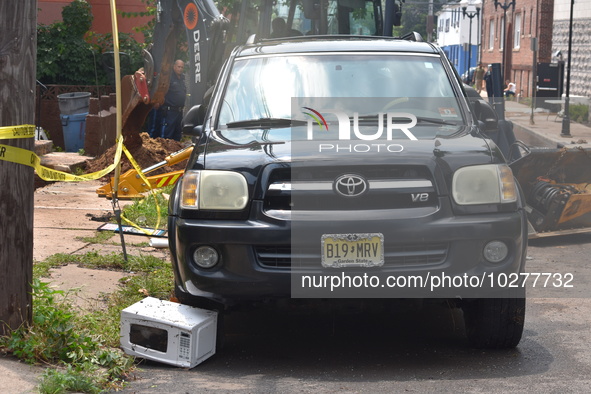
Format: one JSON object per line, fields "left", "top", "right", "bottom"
{"left": 510, "top": 146, "right": 591, "bottom": 238}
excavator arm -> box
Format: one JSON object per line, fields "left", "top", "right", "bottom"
{"left": 98, "top": 0, "right": 227, "bottom": 198}
{"left": 117, "top": 0, "right": 227, "bottom": 151}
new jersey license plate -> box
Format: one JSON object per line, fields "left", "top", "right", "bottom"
{"left": 321, "top": 233, "right": 384, "bottom": 268}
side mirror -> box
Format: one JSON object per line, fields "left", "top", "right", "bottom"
{"left": 471, "top": 99, "right": 482, "bottom": 120}
{"left": 469, "top": 97, "right": 499, "bottom": 133}
{"left": 182, "top": 105, "right": 205, "bottom": 137}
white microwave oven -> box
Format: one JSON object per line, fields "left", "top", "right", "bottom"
{"left": 120, "top": 297, "right": 217, "bottom": 368}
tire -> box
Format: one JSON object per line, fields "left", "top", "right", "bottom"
{"left": 462, "top": 297, "right": 526, "bottom": 349}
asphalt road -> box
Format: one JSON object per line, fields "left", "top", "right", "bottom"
{"left": 119, "top": 234, "right": 591, "bottom": 393}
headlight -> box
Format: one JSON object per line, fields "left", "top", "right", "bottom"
{"left": 452, "top": 164, "right": 517, "bottom": 205}
{"left": 180, "top": 170, "right": 248, "bottom": 210}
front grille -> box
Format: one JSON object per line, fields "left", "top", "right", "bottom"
{"left": 263, "top": 165, "right": 437, "bottom": 212}
{"left": 255, "top": 243, "right": 448, "bottom": 269}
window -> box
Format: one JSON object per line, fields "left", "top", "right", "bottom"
{"left": 445, "top": 18, "right": 449, "bottom": 32}
{"left": 514, "top": 14, "right": 521, "bottom": 48}
{"left": 489, "top": 19, "right": 494, "bottom": 50}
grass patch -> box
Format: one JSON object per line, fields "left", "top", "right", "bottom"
{"left": 120, "top": 186, "right": 173, "bottom": 229}
{"left": 2, "top": 250, "right": 175, "bottom": 392}
{"left": 76, "top": 230, "right": 115, "bottom": 244}
{"left": 1, "top": 181, "right": 176, "bottom": 392}
{"left": 1, "top": 280, "right": 135, "bottom": 393}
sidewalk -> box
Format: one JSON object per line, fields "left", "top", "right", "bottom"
{"left": 488, "top": 95, "right": 591, "bottom": 149}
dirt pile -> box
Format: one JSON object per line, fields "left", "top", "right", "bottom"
{"left": 85, "top": 133, "right": 189, "bottom": 179}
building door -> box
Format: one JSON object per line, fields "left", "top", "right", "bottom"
{"left": 536, "top": 62, "right": 565, "bottom": 111}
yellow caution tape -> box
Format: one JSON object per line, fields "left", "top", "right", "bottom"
{"left": 0, "top": 124, "right": 36, "bottom": 139}
{"left": 2, "top": 123, "right": 163, "bottom": 235}
{"left": 120, "top": 143, "right": 162, "bottom": 236}
{"left": 0, "top": 136, "right": 123, "bottom": 182}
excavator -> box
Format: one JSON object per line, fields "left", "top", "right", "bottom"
{"left": 96, "top": 0, "right": 591, "bottom": 239}
{"left": 96, "top": 0, "right": 404, "bottom": 199}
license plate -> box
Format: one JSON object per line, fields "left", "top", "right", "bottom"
{"left": 321, "top": 233, "right": 384, "bottom": 268}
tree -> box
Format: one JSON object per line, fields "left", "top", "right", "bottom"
{"left": 0, "top": 1, "right": 36, "bottom": 335}
{"left": 393, "top": 1, "right": 444, "bottom": 41}
{"left": 37, "top": 0, "right": 144, "bottom": 86}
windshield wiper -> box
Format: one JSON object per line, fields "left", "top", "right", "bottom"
{"left": 414, "top": 116, "right": 459, "bottom": 126}
{"left": 225, "top": 118, "right": 307, "bottom": 129}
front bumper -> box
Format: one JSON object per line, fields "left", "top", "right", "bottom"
{"left": 171, "top": 199, "right": 527, "bottom": 304}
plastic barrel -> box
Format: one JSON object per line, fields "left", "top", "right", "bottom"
{"left": 60, "top": 112, "right": 88, "bottom": 152}
{"left": 57, "top": 92, "right": 91, "bottom": 115}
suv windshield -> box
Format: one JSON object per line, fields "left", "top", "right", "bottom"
{"left": 217, "top": 53, "right": 465, "bottom": 135}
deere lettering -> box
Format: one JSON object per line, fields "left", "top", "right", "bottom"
{"left": 0, "top": 146, "right": 5, "bottom": 158}
{"left": 193, "top": 30, "right": 201, "bottom": 83}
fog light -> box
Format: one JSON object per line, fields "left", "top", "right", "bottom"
{"left": 483, "top": 241, "right": 508, "bottom": 263}
{"left": 193, "top": 246, "right": 219, "bottom": 268}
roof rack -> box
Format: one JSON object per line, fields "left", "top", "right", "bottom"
{"left": 398, "top": 32, "right": 424, "bottom": 42}
{"left": 245, "top": 33, "right": 425, "bottom": 46}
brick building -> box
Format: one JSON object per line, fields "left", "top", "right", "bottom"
{"left": 480, "top": 0, "right": 554, "bottom": 98}
{"left": 37, "top": 0, "right": 151, "bottom": 43}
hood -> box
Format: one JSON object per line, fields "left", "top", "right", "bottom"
{"left": 200, "top": 126, "right": 496, "bottom": 172}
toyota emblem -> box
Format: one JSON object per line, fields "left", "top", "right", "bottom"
{"left": 334, "top": 174, "right": 368, "bottom": 197}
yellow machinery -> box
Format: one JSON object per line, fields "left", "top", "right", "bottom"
{"left": 96, "top": 145, "right": 192, "bottom": 199}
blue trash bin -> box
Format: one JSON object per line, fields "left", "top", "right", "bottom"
{"left": 60, "top": 112, "right": 88, "bottom": 152}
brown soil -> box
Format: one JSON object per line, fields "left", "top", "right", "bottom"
{"left": 84, "top": 133, "right": 189, "bottom": 179}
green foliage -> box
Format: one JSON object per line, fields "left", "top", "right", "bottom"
{"left": 92, "top": 32, "right": 145, "bottom": 76}
{"left": 4, "top": 247, "right": 176, "bottom": 391}
{"left": 392, "top": 1, "right": 444, "bottom": 41}
{"left": 29, "top": 250, "right": 174, "bottom": 349}
{"left": 62, "top": 0, "right": 93, "bottom": 37}
{"left": 39, "top": 365, "right": 101, "bottom": 394}
{"left": 75, "top": 230, "right": 116, "bottom": 244}
{"left": 84, "top": 265, "right": 175, "bottom": 348}
{"left": 119, "top": 0, "right": 157, "bottom": 45}
{"left": 0, "top": 280, "right": 133, "bottom": 393}
{"left": 569, "top": 103, "right": 589, "bottom": 124}
{"left": 37, "top": 1, "right": 100, "bottom": 85}
{"left": 36, "top": 0, "right": 145, "bottom": 86}
{"left": 122, "top": 189, "right": 171, "bottom": 229}
{"left": 2, "top": 179, "right": 177, "bottom": 392}
{"left": 38, "top": 250, "right": 166, "bottom": 272}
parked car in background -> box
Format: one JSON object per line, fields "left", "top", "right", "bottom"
{"left": 462, "top": 67, "right": 477, "bottom": 85}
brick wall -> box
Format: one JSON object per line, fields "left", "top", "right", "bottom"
{"left": 480, "top": 0, "right": 554, "bottom": 98}
{"left": 36, "top": 85, "right": 116, "bottom": 155}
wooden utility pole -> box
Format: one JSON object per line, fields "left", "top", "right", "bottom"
{"left": 0, "top": 1, "right": 36, "bottom": 335}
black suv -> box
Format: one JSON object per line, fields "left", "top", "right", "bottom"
{"left": 169, "top": 36, "right": 528, "bottom": 349}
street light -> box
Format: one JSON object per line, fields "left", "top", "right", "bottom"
{"left": 494, "top": 0, "right": 516, "bottom": 82}
{"left": 462, "top": 5, "right": 480, "bottom": 83}
{"left": 561, "top": 0, "right": 575, "bottom": 138}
